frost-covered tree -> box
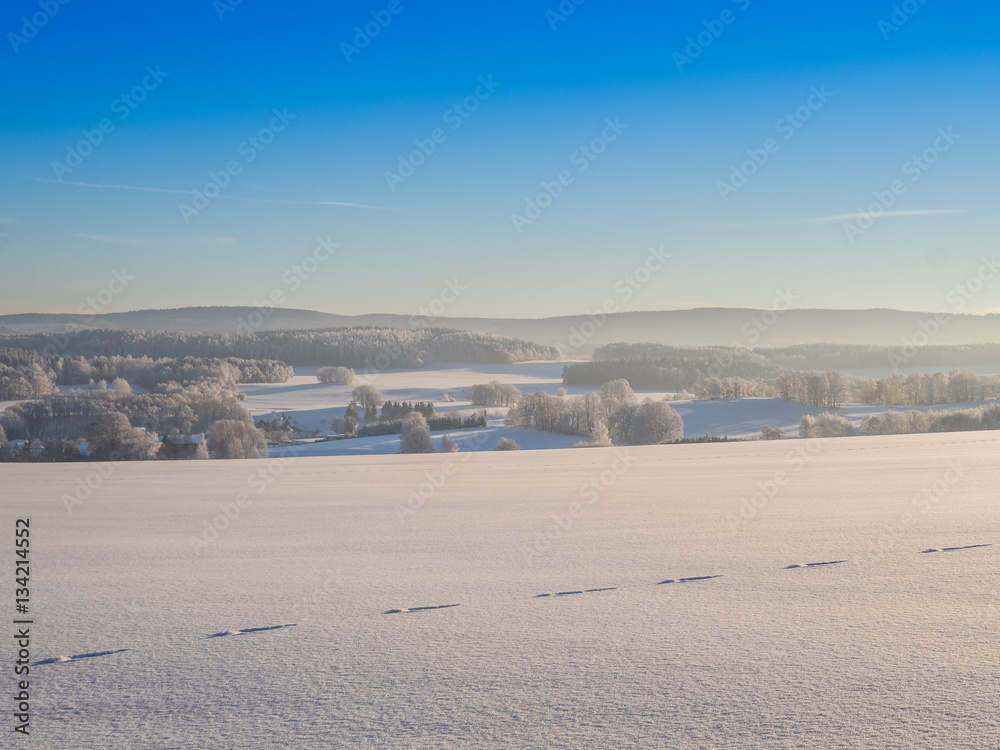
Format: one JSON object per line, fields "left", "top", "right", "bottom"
{"left": 494, "top": 437, "right": 521, "bottom": 451}
{"left": 0, "top": 424, "right": 13, "bottom": 461}
{"left": 399, "top": 412, "right": 434, "bottom": 454}
{"left": 760, "top": 425, "right": 787, "bottom": 440}
{"left": 466, "top": 381, "right": 522, "bottom": 407}
{"left": 87, "top": 412, "right": 134, "bottom": 456}
{"left": 599, "top": 379, "right": 634, "bottom": 403}
{"left": 631, "top": 399, "right": 684, "bottom": 445}
{"left": 208, "top": 420, "right": 267, "bottom": 459}
{"left": 352, "top": 385, "right": 383, "bottom": 422}
{"left": 440, "top": 434, "right": 459, "bottom": 453}
{"left": 109, "top": 377, "right": 132, "bottom": 396}
{"left": 573, "top": 419, "right": 612, "bottom": 448}
{"left": 317, "top": 366, "right": 355, "bottom": 384}
{"left": 800, "top": 413, "right": 856, "bottom": 438}
{"left": 120, "top": 427, "right": 161, "bottom": 461}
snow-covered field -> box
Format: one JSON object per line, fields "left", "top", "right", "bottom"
{"left": 237, "top": 361, "right": 1000, "bottom": 455}
{"left": 3, "top": 432, "right": 998, "bottom": 748}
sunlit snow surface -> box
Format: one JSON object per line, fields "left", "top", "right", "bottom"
{"left": 3, "top": 432, "right": 998, "bottom": 748}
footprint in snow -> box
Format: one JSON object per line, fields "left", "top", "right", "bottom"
{"left": 785, "top": 560, "right": 848, "bottom": 569}
{"left": 384, "top": 604, "right": 461, "bottom": 614}
{"left": 921, "top": 544, "right": 991, "bottom": 554}
{"left": 207, "top": 624, "right": 296, "bottom": 638}
{"left": 658, "top": 575, "right": 723, "bottom": 584}
{"left": 34, "top": 648, "right": 131, "bottom": 666}
{"left": 535, "top": 588, "right": 617, "bottom": 598}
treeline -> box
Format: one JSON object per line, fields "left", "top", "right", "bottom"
{"left": 355, "top": 411, "right": 487, "bottom": 438}
{"left": 564, "top": 351, "right": 783, "bottom": 391}
{"left": 799, "top": 403, "right": 1000, "bottom": 438}
{"left": 568, "top": 351, "right": 1000, "bottom": 408}
{"left": 0, "top": 347, "right": 291, "bottom": 399}
{"left": 466, "top": 381, "right": 523, "bottom": 407}
{"left": 860, "top": 404, "right": 1000, "bottom": 435}
{"left": 0, "top": 380, "right": 251, "bottom": 441}
{"left": 595, "top": 342, "right": 1000, "bottom": 370}
{"left": 506, "top": 379, "right": 684, "bottom": 445}
{"left": 0, "top": 327, "right": 559, "bottom": 367}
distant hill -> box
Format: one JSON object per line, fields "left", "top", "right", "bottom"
{"left": 2, "top": 306, "right": 1000, "bottom": 352}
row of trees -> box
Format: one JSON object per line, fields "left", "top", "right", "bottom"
{"left": 596, "top": 341, "right": 1000, "bottom": 371}
{"left": 465, "top": 381, "right": 523, "bottom": 407}
{"left": 0, "top": 380, "right": 251, "bottom": 440}
{"left": 859, "top": 404, "right": 1000, "bottom": 435}
{"left": 800, "top": 403, "right": 1000, "bottom": 439}
{"left": 505, "top": 379, "right": 684, "bottom": 445}
{"left": 569, "top": 354, "right": 1000, "bottom": 409}
{"left": 0, "top": 327, "right": 559, "bottom": 368}
{"left": 0, "top": 349, "right": 292, "bottom": 400}
{"left": 0, "top": 413, "right": 266, "bottom": 462}
{"left": 317, "top": 366, "right": 354, "bottom": 384}
{"left": 379, "top": 401, "right": 436, "bottom": 421}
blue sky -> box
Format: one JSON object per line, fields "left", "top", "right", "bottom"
{"left": 1, "top": 0, "right": 998, "bottom": 318}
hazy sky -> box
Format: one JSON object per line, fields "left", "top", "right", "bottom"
{"left": 2, "top": 1, "right": 999, "bottom": 318}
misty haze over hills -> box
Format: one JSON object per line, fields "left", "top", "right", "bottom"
{"left": 2, "top": 306, "right": 1000, "bottom": 352}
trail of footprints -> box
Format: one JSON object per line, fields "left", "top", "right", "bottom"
{"left": 384, "top": 541, "right": 992, "bottom": 614}
{"left": 34, "top": 543, "right": 993, "bottom": 663}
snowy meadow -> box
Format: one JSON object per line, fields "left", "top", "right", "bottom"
{"left": 3, "top": 432, "right": 997, "bottom": 748}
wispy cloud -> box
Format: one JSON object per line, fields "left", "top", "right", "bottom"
{"left": 24, "top": 176, "right": 406, "bottom": 212}
{"left": 670, "top": 209, "right": 970, "bottom": 231}
{"left": 791, "top": 209, "right": 970, "bottom": 224}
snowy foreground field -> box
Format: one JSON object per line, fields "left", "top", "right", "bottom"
{"left": 3, "top": 432, "right": 999, "bottom": 748}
